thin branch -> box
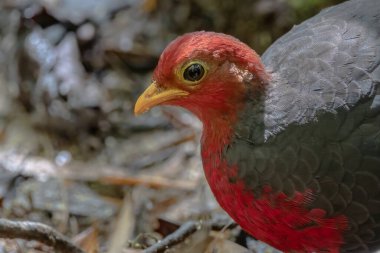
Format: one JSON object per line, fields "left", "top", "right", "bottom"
{"left": 143, "top": 219, "right": 237, "bottom": 253}
{"left": 143, "top": 221, "right": 200, "bottom": 253}
{"left": 0, "top": 218, "right": 85, "bottom": 253}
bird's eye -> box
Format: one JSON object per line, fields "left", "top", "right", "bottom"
{"left": 183, "top": 63, "right": 205, "bottom": 83}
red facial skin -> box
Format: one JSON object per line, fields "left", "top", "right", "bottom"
{"left": 154, "top": 32, "right": 268, "bottom": 152}
{"left": 151, "top": 32, "right": 347, "bottom": 253}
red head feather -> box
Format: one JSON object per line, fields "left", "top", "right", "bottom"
{"left": 152, "top": 31, "right": 270, "bottom": 153}
{"left": 154, "top": 31, "right": 268, "bottom": 82}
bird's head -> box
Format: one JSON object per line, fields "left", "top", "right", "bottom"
{"left": 135, "top": 31, "right": 269, "bottom": 145}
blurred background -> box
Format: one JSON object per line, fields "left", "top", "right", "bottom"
{"left": 0, "top": 0, "right": 345, "bottom": 252}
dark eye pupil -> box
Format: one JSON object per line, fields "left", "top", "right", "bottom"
{"left": 183, "top": 63, "right": 205, "bottom": 82}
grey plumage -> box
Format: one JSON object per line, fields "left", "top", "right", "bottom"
{"left": 224, "top": 0, "right": 380, "bottom": 252}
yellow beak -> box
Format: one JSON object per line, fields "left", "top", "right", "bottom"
{"left": 134, "top": 82, "right": 189, "bottom": 115}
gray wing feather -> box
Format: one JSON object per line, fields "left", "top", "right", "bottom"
{"left": 227, "top": 0, "right": 380, "bottom": 252}
{"left": 261, "top": 0, "right": 380, "bottom": 137}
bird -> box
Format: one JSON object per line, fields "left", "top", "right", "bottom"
{"left": 134, "top": 0, "right": 380, "bottom": 252}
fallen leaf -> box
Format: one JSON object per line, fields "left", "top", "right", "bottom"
{"left": 73, "top": 224, "right": 99, "bottom": 253}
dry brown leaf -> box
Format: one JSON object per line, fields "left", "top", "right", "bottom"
{"left": 204, "top": 230, "right": 251, "bottom": 253}
{"left": 142, "top": 0, "right": 157, "bottom": 13}
{"left": 107, "top": 193, "right": 135, "bottom": 253}
{"left": 205, "top": 238, "right": 250, "bottom": 253}
{"left": 73, "top": 225, "right": 100, "bottom": 253}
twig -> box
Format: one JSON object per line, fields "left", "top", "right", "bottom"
{"left": 210, "top": 218, "right": 237, "bottom": 231}
{"left": 100, "top": 175, "right": 196, "bottom": 190}
{"left": 143, "top": 221, "right": 200, "bottom": 253}
{"left": 143, "top": 219, "right": 237, "bottom": 253}
{"left": 0, "top": 218, "right": 85, "bottom": 253}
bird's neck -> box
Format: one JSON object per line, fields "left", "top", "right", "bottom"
{"left": 200, "top": 115, "right": 234, "bottom": 186}
{"left": 199, "top": 81, "right": 269, "bottom": 168}
{"left": 196, "top": 94, "right": 244, "bottom": 157}
{"left": 200, "top": 110, "right": 236, "bottom": 157}
{"left": 199, "top": 90, "right": 266, "bottom": 154}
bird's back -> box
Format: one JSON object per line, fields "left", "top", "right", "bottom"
{"left": 224, "top": 0, "right": 380, "bottom": 252}
{"left": 262, "top": 0, "right": 380, "bottom": 133}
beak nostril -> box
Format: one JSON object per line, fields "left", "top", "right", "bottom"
{"left": 145, "top": 82, "right": 161, "bottom": 98}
